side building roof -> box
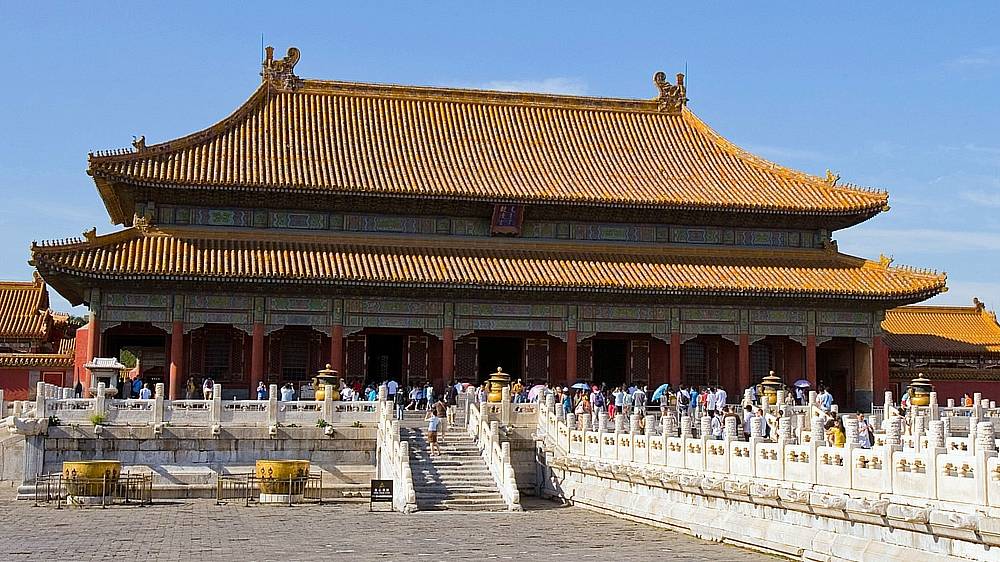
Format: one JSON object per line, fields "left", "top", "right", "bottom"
{"left": 882, "top": 300, "right": 1000, "bottom": 355}
{"left": 31, "top": 224, "right": 945, "bottom": 306}
{"left": 0, "top": 276, "right": 52, "bottom": 343}
{"left": 87, "top": 47, "right": 888, "bottom": 226}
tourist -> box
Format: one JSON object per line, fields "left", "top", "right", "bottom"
{"left": 688, "top": 386, "right": 698, "bottom": 416}
{"left": 139, "top": 383, "right": 152, "bottom": 400}
{"left": 407, "top": 385, "right": 420, "bottom": 410}
{"left": 341, "top": 385, "right": 355, "bottom": 401}
{"left": 856, "top": 413, "right": 874, "bottom": 448}
{"left": 386, "top": 378, "right": 399, "bottom": 400}
{"left": 425, "top": 409, "right": 442, "bottom": 457}
{"left": 676, "top": 387, "right": 689, "bottom": 418}
{"left": 424, "top": 382, "right": 435, "bottom": 411}
{"left": 432, "top": 396, "right": 448, "bottom": 442}
{"left": 394, "top": 386, "right": 407, "bottom": 420}
{"left": 659, "top": 389, "right": 670, "bottom": 420}
{"left": 256, "top": 381, "right": 267, "bottom": 400}
{"left": 512, "top": 379, "right": 524, "bottom": 403}
{"left": 818, "top": 387, "right": 833, "bottom": 412}
{"left": 366, "top": 385, "right": 378, "bottom": 401}
{"left": 825, "top": 419, "right": 846, "bottom": 448}
{"left": 202, "top": 377, "right": 214, "bottom": 400}
{"left": 715, "top": 386, "right": 727, "bottom": 410}
{"left": 445, "top": 383, "right": 458, "bottom": 425}
{"left": 591, "top": 386, "right": 605, "bottom": 414}
{"left": 711, "top": 410, "right": 723, "bottom": 439}
{"left": 612, "top": 386, "right": 624, "bottom": 416}
{"left": 74, "top": 379, "right": 83, "bottom": 398}
{"left": 561, "top": 388, "right": 572, "bottom": 416}
{"left": 706, "top": 386, "right": 717, "bottom": 416}
{"left": 280, "top": 383, "right": 295, "bottom": 401}
{"left": 742, "top": 405, "right": 754, "bottom": 439}
{"left": 794, "top": 385, "right": 805, "bottom": 406}
{"left": 185, "top": 378, "right": 196, "bottom": 399}
{"left": 131, "top": 376, "right": 143, "bottom": 399}
{"left": 633, "top": 385, "right": 647, "bottom": 415}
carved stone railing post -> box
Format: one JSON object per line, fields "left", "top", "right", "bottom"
{"left": 929, "top": 392, "right": 939, "bottom": 421}
{"left": 680, "top": 415, "right": 692, "bottom": 438}
{"left": 95, "top": 383, "right": 107, "bottom": 417}
{"left": 644, "top": 415, "right": 656, "bottom": 436}
{"left": 580, "top": 413, "right": 591, "bottom": 435}
{"left": 700, "top": 415, "right": 712, "bottom": 439}
{"left": 912, "top": 415, "right": 926, "bottom": 452}
{"left": 810, "top": 414, "right": 826, "bottom": 446}
{"left": 724, "top": 416, "right": 738, "bottom": 443}
{"left": 598, "top": 411, "right": 608, "bottom": 433}
{"left": 927, "top": 420, "right": 946, "bottom": 450}
{"left": 629, "top": 413, "right": 641, "bottom": 434}
{"left": 0, "top": 389, "right": 5, "bottom": 418}
{"left": 778, "top": 416, "right": 793, "bottom": 445}
{"left": 566, "top": 413, "right": 576, "bottom": 433}
{"left": 663, "top": 412, "right": 677, "bottom": 438}
{"left": 501, "top": 387, "right": 511, "bottom": 426}
{"left": 153, "top": 383, "right": 165, "bottom": 425}
{"left": 267, "top": 384, "right": 278, "bottom": 427}
{"left": 614, "top": 414, "right": 625, "bottom": 433}
{"left": 324, "top": 385, "right": 335, "bottom": 425}
{"left": 35, "top": 382, "right": 46, "bottom": 419}
{"left": 211, "top": 384, "right": 223, "bottom": 425}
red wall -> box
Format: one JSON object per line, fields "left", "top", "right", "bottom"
{"left": 0, "top": 368, "right": 30, "bottom": 400}
{"left": 74, "top": 323, "right": 92, "bottom": 389}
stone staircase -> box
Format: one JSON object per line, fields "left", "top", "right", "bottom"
{"left": 402, "top": 425, "right": 509, "bottom": 511}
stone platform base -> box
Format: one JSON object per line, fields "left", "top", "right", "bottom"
{"left": 543, "top": 465, "right": 998, "bottom": 562}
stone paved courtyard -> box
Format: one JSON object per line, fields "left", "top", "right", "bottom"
{"left": 0, "top": 490, "right": 772, "bottom": 561}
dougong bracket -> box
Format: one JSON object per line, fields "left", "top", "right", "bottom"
{"left": 653, "top": 71, "right": 687, "bottom": 113}
{"left": 262, "top": 46, "right": 302, "bottom": 91}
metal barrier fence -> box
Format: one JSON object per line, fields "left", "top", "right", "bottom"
{"left": 33, "top": 472, "right": 153, "bottom": 508}
{"left": 216, "top": 471, "right": 326, "bottom": 506}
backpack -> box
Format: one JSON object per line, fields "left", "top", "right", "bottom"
{"left": 679, "top": 392, "right": 690, "bottom": 406}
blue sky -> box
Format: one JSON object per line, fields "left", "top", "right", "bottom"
{"left": 1, "top": 2, "right": 998, "bottom": 313}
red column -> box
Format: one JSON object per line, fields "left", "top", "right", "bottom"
{"left": 169, "top": 320, "right": 183, "bottom": 400}
{"left": 330, "top": 324, "right": 344, "bottom": 374}
{"left": 565, "top": 329, "right": 578, "bottom": 384}
{"left": 738, "top": 333, "right": 750, "bottom": 392}
{"left": 806, "top": 335, "right": 818, "bottom": 389}
{"left": 251, "top": 323, "right": 264, "bottom": 391}
{"left": 442, "top": 326, "right": 454, "bottom": 384}
{"left": 872, "top": 335, "right": 889, "bottom": 396}
{"left": 669, "top": 331, "right": 682, "bottom": 387}
{"left": 87, "top": 315, "right": 100, "bottom": 362}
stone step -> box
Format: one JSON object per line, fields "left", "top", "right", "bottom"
{"left": 416, "top": 500, "right": 509, "bottom": 511}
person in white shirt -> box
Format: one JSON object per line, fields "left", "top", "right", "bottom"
{"left": 341, "top": 386, "right": 355, "bottom": 401}
{"left": 139, "top": 384, "right": 152, "bottom": 400}
{"left": 711, "top": 411, "right": 723, "bottom": 439}
{"left": 715, "top": 387, "right": 727, "bottom": 409}
{"left": 706, "top": 388, "right": 717, "bottom": 415}
{"left": 386, "top": 379, "right": 399, "bottom": 398}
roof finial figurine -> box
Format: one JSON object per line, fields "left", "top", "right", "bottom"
{"left": 824, "top": 170, "right": 840, "bottom": 186}
{"left": 131, "top": 135, "right": 146, "bottom": 152}
{"left": 82, "top": 227, "right": 97, "bottom": 243}
{"left": 132, "top": 213, "right": 152, "bottom": 233}
{"left": 653, "top": 71, "right": 687, "bottom": 113}
{"left": 878, "top": 254, "right": 894, "bottom": 268}
{"left": 974, "top": 297, "right": 985, "bottom": 311}
{"left": 261, "top": 45, "right": 302, "bottom": 91}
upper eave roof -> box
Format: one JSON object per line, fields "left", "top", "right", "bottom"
{"left": 31, "top": 224, "right": 945, "bottom": 306}
{"left": 883, "top": 301, "right": 1000, "bottom": 354}
{"left": 87, "top": 50, "right": 888, "bottom": 224}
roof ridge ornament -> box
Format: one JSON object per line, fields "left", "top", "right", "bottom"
{"left": 653, "top": 71, "right": 687, "bottom": 113}
{"left": 824, "top": 170, "right": 840, "bottom": 187}
{"left": 878, "top": 254, "right": 894, "bottom": 268}
{"left": 131, "top": 135, "right": 146, "bottom": 152}
{"left": 132, "top": 213, "right": 153, "bottom": 233}
{"left": 262, "top": 46, "right": 302, "bottom": 91}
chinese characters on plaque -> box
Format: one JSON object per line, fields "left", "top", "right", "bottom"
{"left": 491, "top": 204, "right": 524, "bottom": 236}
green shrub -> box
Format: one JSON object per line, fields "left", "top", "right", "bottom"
{"left": 89, "top": 413, "right": 107, "bottom": 426}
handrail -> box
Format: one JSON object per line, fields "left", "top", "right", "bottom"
{"left": 467, "top": 401, "right": 521, "bottom": 511}
{"left": 375, "top": 399, "right": 416, "bottom": 513}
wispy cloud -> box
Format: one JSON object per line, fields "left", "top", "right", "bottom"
{"left": 948, "top": 47, "right": 1000, "bottom": 74}
{"left": 451, "top": 77, "right": 588, "bottom": 96}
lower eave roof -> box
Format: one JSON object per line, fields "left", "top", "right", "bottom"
{"left": 883, "top": 304, "right": 1000, "bottom": 354}
{"left": 30, "top": 225, "right": 946, "bottom": 305}
{"left": 0, "top": 352, "right": 73, "bottom": 369}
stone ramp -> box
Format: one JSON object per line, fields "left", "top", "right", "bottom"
{"left": 403, "top": 427, "right": 508, "bottom": 511}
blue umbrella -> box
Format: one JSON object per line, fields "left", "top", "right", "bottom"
{"left": 652, "top": 383, "right": 671, "bottom": 401}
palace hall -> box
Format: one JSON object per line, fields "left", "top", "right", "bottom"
{"left": 29, "top": 47, "right": 946, "bottom": 408}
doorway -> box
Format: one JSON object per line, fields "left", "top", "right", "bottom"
{"left": 477, "top": 337, "right": 523, "bottom": 382}
{"left": 366, "top": 334, "right": 404, "bottom": 386}
{"left": 592, "top": 339, "right": 628, "bottom": 388}
{"left": 818, "top": 345, "right": 852, "bottom": 408}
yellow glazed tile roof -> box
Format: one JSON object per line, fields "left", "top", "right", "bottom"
{"left": 31, "top": 226, "right": 945, "bottom": 302}
{"left": 883, "top": 300, "right": 1000, "bottom": 354}
{"left": 88, "top": 54, "right": 887, "bottom": 218}
{"left": 0, "top": 278, "right": 50, "bottom": 341}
